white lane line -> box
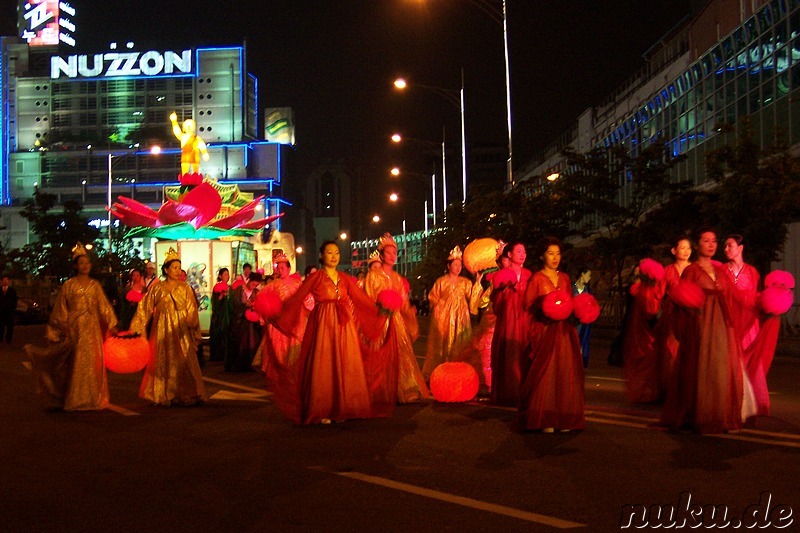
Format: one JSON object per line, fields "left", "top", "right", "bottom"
{"left": 585, "top": 416, "right": 648, "bottom": 429}
{"left": 320, "top": 469, "right": 585, "bottom": 529}
{"left": 712, "top": 433, "right": 800, "bottom": 449}
{"left": 202, "top": 377, "right": 272, "bottom": 396}
{"left": 107, "top": 404, "right": 140, "bottom": 416}
{"left": 210, "top": 390, "right": 270, "bottom": 402}
{"left": 585, "top": 376, "right": 625, "bottom": 382}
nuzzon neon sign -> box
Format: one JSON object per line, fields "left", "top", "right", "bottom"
{"left": 50, "top": 50, "right": 192, "bottom": 80}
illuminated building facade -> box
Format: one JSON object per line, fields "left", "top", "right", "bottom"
{"left": 1, "top": 17, "right": 286, "bottom": 249}
{"left": 517, "top": 0, "right": 799, "bottom": 205}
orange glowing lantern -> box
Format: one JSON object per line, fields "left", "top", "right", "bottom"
{"left": 103, "top": 333, "right": 150, "bottom": 374}
{"left": 463, "top": 238, "right": 502, "bottom": 274}
{"left": 429, "top": 362, "right": 480, "bottom": 403}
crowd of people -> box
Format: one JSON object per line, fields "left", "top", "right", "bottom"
{"left": 16, "top": 227, "right": 788, "bottom": 435}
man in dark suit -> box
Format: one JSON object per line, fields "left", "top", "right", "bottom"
{"left": 0, "top": 274, "right": 18, "bottom": 343}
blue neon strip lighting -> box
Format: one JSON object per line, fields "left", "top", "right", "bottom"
{"left": 0, "top": 40, "right": 7, "bottom": 205}
{"left": 250, "top": 73, "right": 258, "bottom": 135}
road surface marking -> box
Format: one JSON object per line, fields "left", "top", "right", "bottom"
{"left": 713, "top": 433, "right": 800, "bottom": 449}
{"left": 585, "top": 375, "right": 625, "bottom": 382}
{"left": 107, "top": 404, "right": 140, "bottom": 416}
{"left": 210, "top": 390, "right": 271, "bottom": 402}
{"left": 202, "top": 377, "right": 272, "bottom": 396}
{"left": 318, "top": 469, "right": 586, "bottom": 529}
{"left": 585, "top": 416, "right": 648, "bottom": 429}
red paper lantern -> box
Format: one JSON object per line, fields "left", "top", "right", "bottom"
{"left": 671, "top": 279, "right": 706, "bottom": 309}
{"left": 103, "top": 333, "right": 149, "bottom": 374}
{"left": 377, "top": 289, "right": 403, "bottom": 313}
{"left": 542, "top": 289, "right": 573, "bottom": 321}
{"left": 245, "top": 309, "right": 261, "bottom": 323}
{"left": 430, "top": 362, "right": 480, "bottom": 403}
{"left": 254, "top": 289, "right": 282, "bottom": 318}
{"left": 572, "top": 292, "right": 600, "bottom": 324}
{"left": 125, "top": 290, "right": 143, "bottom": 303}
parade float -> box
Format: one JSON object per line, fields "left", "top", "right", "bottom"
{"left": 109, "top": 113, "right": 287, "bottom": 331}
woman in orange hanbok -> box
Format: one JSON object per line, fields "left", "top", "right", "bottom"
{"left": 365, "top": 233, "right": 431, "bottom": 403}
{"left": 270, "top": 241, "right": 388, "bottom": 424}
{"left": 518, "top": 237, "right": 584, "bottom": 432}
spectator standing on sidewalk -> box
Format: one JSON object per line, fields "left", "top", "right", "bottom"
{"left": 0, "top": 274, "right": 18, "bottom": 343}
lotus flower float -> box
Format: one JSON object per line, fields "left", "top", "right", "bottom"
{"left": 109, "top": 174, "right": 283, "bottom": 239}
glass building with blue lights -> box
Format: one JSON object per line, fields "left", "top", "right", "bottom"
{"left": 517, "top": 0, "right": 800, "bottom": 204}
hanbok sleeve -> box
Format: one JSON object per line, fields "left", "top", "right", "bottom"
{"left": 94, "top": 281, "right": 118, "bottom": 332}
{"left": 342, "top": 274, "right": 388, "bottom": 342}
{"left": 469, "top": 279, "right": 490, "bottom": 315}
{"left": 129, "top": 284, "right": 157, "bottom": 336}
{"left": 428, "top": 278, "right": 443, "bottom": 309}
{"left": 46, "top": 284, "right": 69, "bottom": 341}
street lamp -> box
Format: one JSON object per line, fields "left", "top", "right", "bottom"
{"left": 107, "top": 144, "right": 160, "bottom": 254}
{"left": 390, "top": 133, "right": 446, "bottom": 224}
{"left": 390, "top": 167, "right": 436, "bottom": 233}
{"left": 393, "top": 77, "right": 467, "bottom": 204}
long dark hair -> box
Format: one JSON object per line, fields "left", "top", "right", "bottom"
{"left": 535, "top": 236, "right": 562, "bottom": 265}
{"left": 318, "top": 240, "right": 338, "bottom": 265}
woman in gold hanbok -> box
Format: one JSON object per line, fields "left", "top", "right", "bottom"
{"left": 25, "top": 246, "right": 118, "bottom": 411}
{"left": 129, "top": 252, "right": 206, "bottom": 406}
{"left": 365, "top": 233, "right": 431, "bottom": 403}
{"left": 422, "top": 246, "right": 482, "bottom": 379}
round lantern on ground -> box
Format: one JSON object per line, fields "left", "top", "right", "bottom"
{"left": 103, "top": 333, "right": 149, "bottom": 374}
{"left": 429, "top": 362, "right": 480, "bottom": 403}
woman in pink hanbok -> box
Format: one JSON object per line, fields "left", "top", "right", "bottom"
{"left": 519, "top": 237, "right": 584, "bottom": 432}
{"left": 489, "top": 242, "right": 532, "bottom": 406}
{"left": 723, "top": 234, "right": 768, "bottom": 415}
{"left": 660, "top": 228, "right": 756, "bottom": 433}
{"left": 365, "top": 233, "right": 431, "bottom": 403}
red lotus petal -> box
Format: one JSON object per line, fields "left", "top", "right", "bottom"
{"left": 115, "top": 196, "right": 160, "bottom": 218}
{"left": 157, "top": 199, "right": 201, "bottom": 226}
{"left": 206, "top": 196, "right": 265, "bottom": 229}
{"left": 183, "top": 182, "right": 222, "bottom": 227}
{"left": 234, "top": 213, "right": 284, "bottom": 230}
{"left": 109, "top": 204, "right": 160, "bottom": 228}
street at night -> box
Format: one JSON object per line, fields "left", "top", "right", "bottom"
{"left": 1, "top": 322, "right": 798, "bottom": 531}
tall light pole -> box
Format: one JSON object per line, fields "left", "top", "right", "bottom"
{"left": 107, "top": 145, "right": 160, "bottom": 254}
{"left": 390, "top": 134, "right": 442, "bottom": 225}
{"left": 412, "top": 0, "right": 514, "bottom": 189}
{"left": 393, "top": 77, "right": 467, "bottom": 205}
{"left": 390, "top": 167, "right": 437, "bottom": 232}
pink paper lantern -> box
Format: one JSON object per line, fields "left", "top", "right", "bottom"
{"left": 765, "top": 270, "right": 795, "bottom": 290}
{"left": 245, "top": 309, "right": 261, "bottom": 323}
{"left": 760, "top": 287, "right": 794, "bottom": 315}
{"left": 639, "top": 258, "right": 665, "bottom": 282}
{"left": 430, "top": 362, "right": 480, "bottom": 403}
{"left": 377, "top": 289, "right": 403, "bottom": 313}
{"left": 103, "top": 333, "right": 149, "bottom": 374}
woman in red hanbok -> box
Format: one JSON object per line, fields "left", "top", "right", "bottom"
{"left": 654, "top": 236, "right": 692, "bottom": 397}
{"left": 724, "top": 234, "right": 768, "bottom": 415}
{"left": 489, "top": 242, "right": 532, "bottom": 406}
{"left": 271, "top": 241, "right": 388, "bottom": 425}
{"left": 623, "top": 261, "right": 664, "bottom": 403}
{"left": 365, "top": 233, "right": 430, "bottom": 403}
{"left": 518, "top": 237, "right": 584, "bottom": 432}
{"left": 660, "top": 228, "right": 756, "bottom": 433}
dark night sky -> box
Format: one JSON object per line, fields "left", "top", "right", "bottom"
{"left": 2, "top": 0, "right": 692, "bottom": 229}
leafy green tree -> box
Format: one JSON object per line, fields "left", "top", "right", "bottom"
{"left": 706, "top": 121, "right": 800, "bottom": 273}
{"left": 16, "top": 189, "right": 101, "bottom": 281}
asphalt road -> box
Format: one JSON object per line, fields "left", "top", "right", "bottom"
{"left": 1, "top": 322, "right": 798, "bottom": 532}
